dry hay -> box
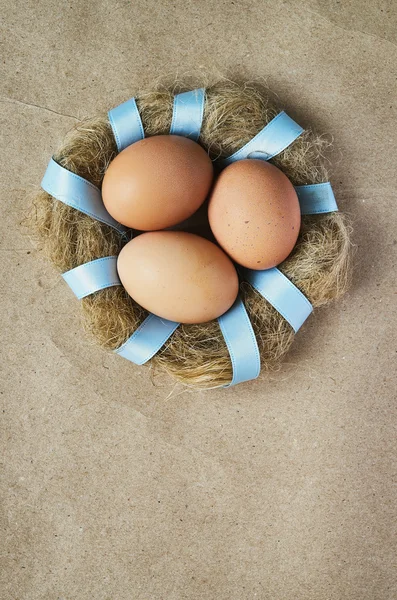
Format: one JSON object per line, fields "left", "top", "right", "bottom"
{"left": 30, "top": 80, "right": 352, "bottom": 389}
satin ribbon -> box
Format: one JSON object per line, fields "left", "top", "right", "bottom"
{"left": 218, "top": 296, "right": 261, "bottom": 386}
{"left": 41, "top": 159, "right": 127, "bottom": 234}
{"left": 108, "top": 97, "right": 145, "bottom": 152}
{"left": 115, "top": 314, "right": 179, "bottom": 365}
{"left": 62, "top": 256, "right": 179, "bottom": 362}
{"left": 245, "top": 268, "right": 312, "bottom": 332}
{"left": 170, "top": 88, "right": 205, "bottom": 141}
{"left": 220, "top": 111, "right": 304, "bottom": 167}
{"left": 295, "top": 182, "right": 338, "bottom": 215}
{"left": 48, "top": 91, "right": 339, "bottom": 382}
{"left": 62, "top": 256, "right": 120, "bottom": 299}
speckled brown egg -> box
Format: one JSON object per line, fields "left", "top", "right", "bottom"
{"left": 102, "top": 135, "right": 213, "bottom": 231}
{"left": 208, "top": 159, "right": 301, "bottom": 270}
{"left": 117, "top": 231, "right": 239, "bottom": 324}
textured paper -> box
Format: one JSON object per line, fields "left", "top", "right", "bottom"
{"left": 1, "top": 1, "right": 396, "bottom": 598}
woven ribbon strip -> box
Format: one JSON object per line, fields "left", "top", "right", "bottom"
{"left": 42, "top": 89, "right": 339, "bottom": 385}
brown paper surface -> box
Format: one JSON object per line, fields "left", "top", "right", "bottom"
{"left": 1, "top": 1, "right": 396, "bottom": 598}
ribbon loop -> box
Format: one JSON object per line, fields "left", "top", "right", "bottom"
{"left": 245, "top": 268, "right": 312, "bottom": 333}
{"left": 62, "top": 258, "right": 178, "bottom": 364}
{"left": 170, "top": 89, "right": 205, "bottom": 141}
{"left": 220, "top": 111, "right": 304, "bottom": 167}
{"left": 115, "top": 314, "right": 179, "bottom": 365}
{"left": 295, "top": 182, "right": 338, "bottom": 215}
{"left": 218, "top": 297, "right": 261, "bottom": 386}
{"left": 62, "top": 256, "right": 120, "bottom": 299}
{"left": 41, "top": 159, "right": 127, "bottom": 234}
{"left": 108, "top": 97, "right": 145, "bottom": 152}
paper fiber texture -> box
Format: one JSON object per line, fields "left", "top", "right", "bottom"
{"left": 1, "top": 1, "right": 396, "bottom": 598}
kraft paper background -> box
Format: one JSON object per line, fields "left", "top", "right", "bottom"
{"left": 1, "top": 1, "right": 396, "bottom": 598}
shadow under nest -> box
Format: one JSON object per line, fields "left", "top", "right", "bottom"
{"left": 31, "top": 80, "right": 352, "bottom": 389}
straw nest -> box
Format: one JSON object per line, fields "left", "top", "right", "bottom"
{"left": 30, "top": 80, "right": 352, "bottom": 389}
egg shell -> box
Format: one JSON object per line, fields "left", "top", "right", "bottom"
{"left": 102, "top": 135, "right": 213, "bottom": 231}
{"left": 208, "top": 159, "right": 301, "bottom": 270}
{"left": 117, "top": 231, "right": 239, "bottom": 324}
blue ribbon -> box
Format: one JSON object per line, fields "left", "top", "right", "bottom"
{"left": 218, "top": 297, "right": 261, "bottom": 386}
{"left": 170, "top": 89, "right": 205, "bottom": 141}
{"left": 245, "top": 268, "right": 312, "bottom": 333}
{"left": 220, "top": 111, "right": 304, "bottom": 166}
{"left": 62, "top": 256, "right": 178, "bottom": 363}
{"left": 41, "top": 159, "right": 127, "bottom": 234}
{"left": 295, "top": 182, "right": 338, "bottom": 215}
{"left": 62, "top": 256, "right": 120, "bottom": 299}
{"left": 48, "top": 92, "right": 339, "bottom": 384}
{"left": 115, "top": 314, "right": 180, "bottom": 365}
{"left": 108, "top": 97, "right": 145, "bottom": 152}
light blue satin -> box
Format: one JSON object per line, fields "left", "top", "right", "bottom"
{"left": 245, "top": 268, "right": 312, "bottom": 333}
{"left": 218, "top": 297, "right": 261, "bottom": 386}
{"left": 295, "top": 182, "right": 338, "bottom": 215}
{"left": 170, "top": 89, "right": 205, "bottom": 141}
{"left": 221, "top": 111, "right": 304, "bottom": 166}
{"left": 62, "top": 256, "right": 120, "bottom": 299}
{"left": 108, "top": 97, "right": 145, "bottom": 152}
{"left": 115, "top": 314, "right": 179, "bottom": 365}
{"left": 41, "top": 159, "right": 127, "bottom": 234}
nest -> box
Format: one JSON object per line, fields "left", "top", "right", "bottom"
{"left": 30, "top": 80, "right": 352, "bottom": 389}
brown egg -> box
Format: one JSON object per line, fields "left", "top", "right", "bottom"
{"left": 102, "top": 135, "right": 213, "bottom": 230}
{"left": 208, "top": 159, "right": 301, "bottom": 270}
{"left": 117, "top": 231, "right": 239, "bottom": 324}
